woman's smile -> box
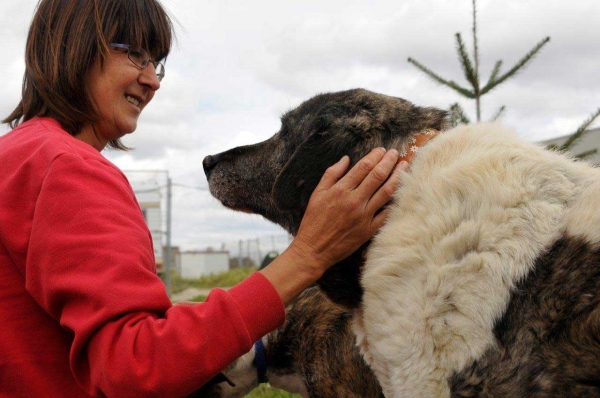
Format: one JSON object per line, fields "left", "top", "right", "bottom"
{"left": 78, "top": 49, "right": 160, "bottom": 150}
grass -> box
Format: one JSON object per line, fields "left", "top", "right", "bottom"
{"left": 189, "top": 294, "right": 207, "bottom": 302}
{"left": 170, "top": 266, "right": 256, "bottom": 293}
{"left": 173, "top": 269, "right": 299, "bottom": 398}
{"left": 246, "top": 384, "right": 300, "bottom": 398}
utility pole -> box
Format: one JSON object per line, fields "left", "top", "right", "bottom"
{"left": 165, "top": 175, "right": 172, "bottom": 296}
{"left": 256, "top": 237, "right": 262, "bottom": 265}
{"left": 125, "top": 169, "right": 173, "bottom": 295}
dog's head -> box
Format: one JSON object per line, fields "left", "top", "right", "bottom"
{"left": 204, "top": 88, "right": 447, "bottom": 308}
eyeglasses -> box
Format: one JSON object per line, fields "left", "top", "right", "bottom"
{"left": 108, "top": 43, "right": 165, "bottom": 82}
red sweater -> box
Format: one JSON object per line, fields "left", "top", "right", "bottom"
{"left": 0, "top": 118, "right": 285, "bottom": 397}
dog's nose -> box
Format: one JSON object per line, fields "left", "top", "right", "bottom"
{"left": 203, "top": 154, "right": 221, "bottom": 175}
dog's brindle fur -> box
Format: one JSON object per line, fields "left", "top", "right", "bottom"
{"left": 194, "top": 287, "right": 381, "bottom": 398}
{"left": 269, "top": 287, "right": 381, "bottom": 397}
{"left": 204, "top": 89, "right": 600, "bottom": 396}
{"left": 450, "top": 236, "right": 600, "bottom": 396}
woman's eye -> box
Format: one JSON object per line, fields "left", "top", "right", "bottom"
{"left": 129, "top": 50, "right": 144, "bottom": 62}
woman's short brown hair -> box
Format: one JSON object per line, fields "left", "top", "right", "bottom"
{"left": 3, "top": 0, "right": 174, "bottom": 150}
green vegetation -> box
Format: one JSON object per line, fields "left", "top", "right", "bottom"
{"left": 408, "top": 0, "right": 549, "bottom": 124}
{"left": 170, "top": 267, "right": 257, "bottom": 293}
{"left": 546, "top": 108, "right": 600, "bottom": 159}
{"left": 189, "top": 294, "right": 207, "bottom": 302}
{"left": 407, "top": 0, "right": 599, "bottom": 159}
{"left": 246, "top": 384, "right": 300, "bottom": 398}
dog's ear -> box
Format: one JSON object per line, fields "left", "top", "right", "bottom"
{"left": 273, "top": 130, "right": 352, "bottom": 211}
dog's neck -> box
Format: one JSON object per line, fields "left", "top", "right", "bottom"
{"left": 399, "top": 128, "right": 439, "bottom": 166}
{"left": 318, "top": 128, "right": 441, "bottom": 309}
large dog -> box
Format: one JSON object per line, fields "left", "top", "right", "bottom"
{"left": 204, "top": 88, "right": 600, "bottom": 397}
{"left": 194, "top": 287, "right": 381, "bottom": 398}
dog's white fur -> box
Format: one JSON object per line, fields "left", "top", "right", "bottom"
{"left": 216, "top": 345, "right": 258, "bottom": 398}
{"left": 353, "top": 123, "right": 600, "bottom": 397}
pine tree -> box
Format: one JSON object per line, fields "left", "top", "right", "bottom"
{"left": 547, "top": 108, "right": 600, "bottom": 159}
{"left": 407, "top": 0, "right": 550, "bottom": 125}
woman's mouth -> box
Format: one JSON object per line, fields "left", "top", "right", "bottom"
{"left": 125, "top": 95, "right": 141, "bottom": 108}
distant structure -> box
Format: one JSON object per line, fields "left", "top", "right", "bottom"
{"left": 178, "top": 249, "right": 230, "bottom": 279}
{"left": 130, "top": 179, "right": 164, "bottom": 274}
{"left": 124, "top": 170, "right": 172, "bottom": 293}
{"left": 260, "top": 251, "right": 279, "bottom": 270}
{"left": 541, "top": 128, "right": 600, "bottom": 164}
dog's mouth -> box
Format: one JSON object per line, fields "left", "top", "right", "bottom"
{"left": 217, "top": 198, "right": 255, "bottom": 214}
{"left": 206, "top": 180, "right": 255, "bottom": 214}
{"left": 229, "top": 206, "right": 254, "bottom": 214}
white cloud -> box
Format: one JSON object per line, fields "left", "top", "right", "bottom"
{"left": 2, "top": 0, "right": 599, "bottom": 251}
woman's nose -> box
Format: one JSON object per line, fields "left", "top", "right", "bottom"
{"left": 139, "top": 63, "right": 161, "bottom": 91}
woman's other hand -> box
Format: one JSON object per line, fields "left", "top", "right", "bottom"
{"left": 261, "top": 148, "right": 408, "bottom": 305}
{"left": 292, "top": 148, "right": 407, "bottom": 274}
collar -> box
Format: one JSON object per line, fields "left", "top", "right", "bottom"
{"left": 253, "top": 338, "right": 268, "bottom": 384}
{"left": 398, "top": 128, "right": 439, "bottom": 165}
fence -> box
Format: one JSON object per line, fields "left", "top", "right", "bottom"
{"left": 201, "top": 234, "right": 292, "bottom": 270}
{"left": 123, "top": 170, "right": 294, "bottom": 286}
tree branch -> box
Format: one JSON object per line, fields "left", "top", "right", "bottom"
{"left": 472, "top": 0, "right": 480, "bottom": 86}
{"left": 407, "top": 57, "right": 475, "bottom": 98}
{"left": 575, "top": 149, "right": 598, "bottom": 160}
{"left": 490, "top": 105, "right": 506, "bottom": 122}
{"left": 486, "top": 60, "right": 502, "bottom": 87}
{"left": 560, "top": 108, "right": 600, "bottom": 151}
{"left": 450, "top": 102, "right": 471, "bottom": 127}
{"left": 455, "top": 33, "right": 478, "bottom": 90}
{"left": 480, "top": 36, "right": 550, "bottom": 95}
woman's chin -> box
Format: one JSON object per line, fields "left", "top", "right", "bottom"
{"left": 117, "top": 120, "right": 139, "bottom": 137}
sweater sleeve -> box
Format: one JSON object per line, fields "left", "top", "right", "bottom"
{"left": 26, "top": 153, "right": 285, "bottom": 397}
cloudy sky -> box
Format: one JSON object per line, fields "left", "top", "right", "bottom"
{"left": 1, "top": 0, "right": 599, "bottom": 252}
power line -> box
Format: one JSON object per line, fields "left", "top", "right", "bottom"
{"left": 132, "top": 182, "right": 209, "bottom": 194}
{"left": 133, "top": 186, "right": 167, "bottom": 193}
{"left": 171, "top": 183, "right": 209, "bottom": 191}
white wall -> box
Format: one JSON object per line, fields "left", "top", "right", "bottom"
{"left": 179, "top": 252, "right": 229, "bottom": 279}
{"left": 142, "top": 206, "right": 163, "bottom": 264}
{"left": 130, "top": 178, "right": 164, "bottom": 269}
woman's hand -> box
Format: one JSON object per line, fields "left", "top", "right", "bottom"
{"left": 261, "top": 148, "right": 408, "bottom": 305}
{"left": 292, "top": 147, "right": 407, "bottom": 274}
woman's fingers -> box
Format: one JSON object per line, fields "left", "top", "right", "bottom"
{"left": 314, "top": 155, "right": 351, "bottom": 191}
{"left": 370, "top": 208, "right": 391, "bottom": 233}
{"left": 366, "top": 160, "right": 408, "bottom": 216}
{"left": 292, "top": 147, "right": 407, "bottom": 273}
{"left": 320, "top": 148, "right": 404, "bottom": 220}
{"left": 335, "top": 147, "right": 388, "bottom": 190}
{"left": 354, "top": 149, "right": 400, "bottom": 199}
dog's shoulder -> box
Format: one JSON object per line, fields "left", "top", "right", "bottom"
{"left": 358, "top": 122, "right": 600, "bottom": 396}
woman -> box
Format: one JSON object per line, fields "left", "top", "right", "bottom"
{"left": 0, "top": 0, "right": 405, "bottom": 396}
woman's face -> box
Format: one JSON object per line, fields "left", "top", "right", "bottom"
{"left": 79, "top": 47, "right": 161, "bottom": 150}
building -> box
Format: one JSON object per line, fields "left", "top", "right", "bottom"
{"left": 178, "top": 250, "right": 230, "bottom": 279}
{"left": 540, "top": 128, "right": 600, "bottom": 164}
{"left": 130, "top": 179, "right": 165, "bottom": 274}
